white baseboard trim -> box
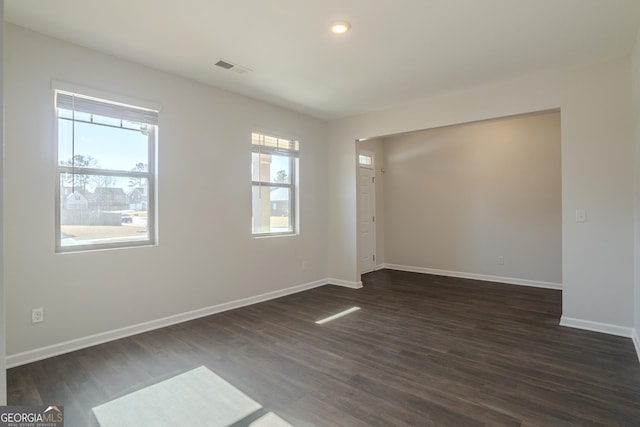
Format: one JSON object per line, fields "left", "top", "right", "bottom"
{"left": 559, "top": 316, "right": 634, "bottom": 338}
{"left": 360, "top": 264, "right": 386, "bottom": 275}
{"left": 633, "top": 329, "right": 640, "bottom": 363}
{"left": 6, "top": 278, "right": 329, "bottom": 368}
{"left": 382, "top": 263, "right": 562, "bottom": 290}
{"left": 328, "top": 278, "right": 363, "bottom": 289}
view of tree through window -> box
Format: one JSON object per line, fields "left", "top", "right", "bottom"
{"left": 55, "top": 91, "right": 157, "bottom": 251}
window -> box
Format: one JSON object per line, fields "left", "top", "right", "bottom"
{"left": 359, "top": 153, "right": 373, "bottom": 167}
{"left": 55, "top": 90, "right": 158, "bottom": 251}
{"left": 251, "top": 132, "right": 299, "bottom": 235}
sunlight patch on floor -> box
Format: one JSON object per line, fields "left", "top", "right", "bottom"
{"left": 315, "top": 306, "right": 361, "bottom": 325}
{"left": 92, "top": 366, "right": 292, "bottom": 427}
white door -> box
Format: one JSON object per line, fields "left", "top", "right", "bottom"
{"left": 358, "top": 152, "right": 376, "bottom": 273}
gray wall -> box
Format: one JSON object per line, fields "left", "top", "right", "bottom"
{"left": 4, "top": 24, "right": 329, "bottom": 358}
{"left": 381, "top": 112, "right": 561, "bottom": 285}
{"left": 633, "top": 27, "right": 640, "bottom": 355}
{"left": 329, "top": 56, "right": 635, "bottom": 333}
{"left": 0, "top": 0, "right": 6, "bottom": 405}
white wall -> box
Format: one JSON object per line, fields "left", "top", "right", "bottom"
{"left": 329, "top": 57, "right": 635, "bottom": 331}
{"left": 380, "top": 112, "right": 561, "bottom": 285}
{"left": 0, "top": 0, "right": 7, "bottom": 405}
{"left": 633, "top": 27, "right": 640, "bottom": 355}
{"left": 4, "top": 24, "right": 328, "bottom": 358}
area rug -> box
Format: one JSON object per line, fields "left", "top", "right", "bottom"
{"left": 92, "top": 366, "right": 292, "bottom": 426}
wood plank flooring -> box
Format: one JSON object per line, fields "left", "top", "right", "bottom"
{"left": 7, "top": 269, "right": 640, "bottom": 426}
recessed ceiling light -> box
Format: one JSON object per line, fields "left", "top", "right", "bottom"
{"left": 330, "top": 21, "right": 351, "bottom": 34}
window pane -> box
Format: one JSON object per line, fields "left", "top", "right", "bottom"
{"left": 251, "top": 133, "right": 299, "bottom": 152}
{"left": 359, "top": 154, "right": 372, "bottom": 166}
{"left": 251, "top": 152, "right": 291, "bottom": 183}
{"left": 92, "top": 114, "right": 121, "bottom": 127}
{"left": 58, "top": 117, "right": 149, "bottom": 172}
{"left": 60, "top": 173, "right": 150, "bottom": 247}
{"left": 252, "top": 185, "right": 292, "bottom": 234}
{"left": 58, "top": 108, "right": 73, "bottom": 120}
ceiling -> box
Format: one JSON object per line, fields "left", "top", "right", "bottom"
{"left": 5, "top": 0, "right": 640, "bottom": 120}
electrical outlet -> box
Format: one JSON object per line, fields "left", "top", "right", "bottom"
{"left": 32, "top": 307, "right": 44, "bottom": 324}
{"left": 497, "top": 256, "right": 504, "bottom": 265}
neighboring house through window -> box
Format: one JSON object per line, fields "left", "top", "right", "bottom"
{"left": 55, "top": 88, "right": 158, "bottom": 251}
{"left": 251, "top": 132, "right": 299, "bottom": 235}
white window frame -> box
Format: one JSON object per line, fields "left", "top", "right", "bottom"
{"left": 54, "top": 88, "right": 158, "bottom": 252}
{"left": 251, "top": 132, "right": 299, "bottom": 237}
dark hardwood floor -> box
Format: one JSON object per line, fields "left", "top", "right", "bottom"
{"left": 7, "top": 269, "right": 640, "bottom": 426}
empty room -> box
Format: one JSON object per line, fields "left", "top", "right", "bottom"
{"left": 1, "top": 1, "right": 640, "bottom": 426}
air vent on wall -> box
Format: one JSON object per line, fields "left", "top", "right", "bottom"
{"left": 214, "top": 59, "right": 252, "bottom": 75}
